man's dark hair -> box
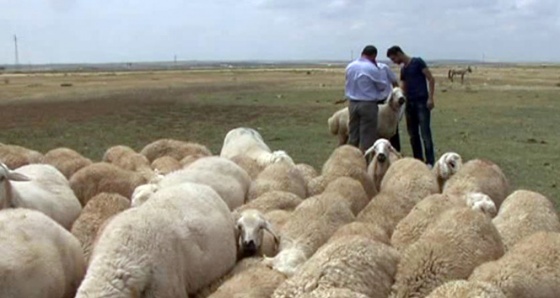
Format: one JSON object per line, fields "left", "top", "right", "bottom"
{"left": 387, "top": 46, "right": 404, "bottom": 57}
{"left": 362, "top": 45, "right": 378, "bottom": 56}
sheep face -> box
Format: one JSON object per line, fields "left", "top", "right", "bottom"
{"left": 465, "top": 192, "right": 497, "bottom": 217}
{"left": 436, "top": 152, "right": 463, "bottom": 180}
{"left": 365, "top": 139, "right": 399, "bottom": 163}
{"left": 390, "top": 87, "right": 407, "bottom": 111}
{"left": 0, "top": 162, "right": 31, "bottom": 208}
{"left": 236, "top": 210, "right": 279, "bottom": 257}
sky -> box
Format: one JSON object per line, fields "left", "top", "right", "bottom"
{"left": 1, "top": 0, "right": 559, "bottom": 64}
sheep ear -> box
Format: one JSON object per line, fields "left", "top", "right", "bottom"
{"left": 262, "top": 220, "right": 280, "bottom": 247}
{"left": 388, "top": 145, "right": 402, "bottom": 159}
{"left": 7, "top": 171, "right": 31, "bottom": 182}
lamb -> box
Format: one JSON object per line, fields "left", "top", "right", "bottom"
{"left": 426, "top": 281, "right": 506, "bottom": 298}
{"left": 220, "top": 127, "right": 295, "bottom": 167}
{"left": 364, "top": 139, "right": 402, "bottom": 192}
{"left": 327, "top": 87, "right": 406, "bottom": 146}
{"left": 432, "top": 152, "right": 463, "bottom": 191}
{"left": 140, "top": 138, "right": 212, "bottom": 162}
{"left": 263, "top": 193, "right": 355, "bottom": 276}
{"left": 133, "top": 157, "right": 251, "bottom": 210}
{"left": 70, "top": 162, "right": 147, "bottom": 206}
{"left": 443, "top": 158, "right": 510, "bottom": 209}
{"left": 234, "top": 209, "right": 280, "bottom": 258}
{"left": 272, "top": 235, "right": 400, "bottom": 298}
{"left": 151, "top": 156, "right": 182, "bottom": 175}
{"left": 70, "top": 192, "right": 131, "bottom": 263}
{"left": 308, "top": 145, "right": 376, "bottom": 198}
{"left": 76, "top": 182, "right": 237, "bottom": 298}
{"left": 391, "top": 207, "right": 504, "bottom": 298}
{"left": 42, "top": 147, "right": 93, "bottom": 179}
{"left": 0, "top": 162, "right": 82, "bottom": 230}
{"left": 0, "top": 143, "right": 43, "bottom": 169}
{"left": 235, "top": 191, "right": 303, "bottom": 213}
{"left": 0, "top": 208, "right": 85, "bottom": 298}
{"left": 102, "top": 145, "right": 156, "bottom": 180}
{"left": 357, "top": 158, "right": 439, "bottom": 237}
{"left": 469, "top": 231, "right": 560, "bottom": 298}
{"left": 323, "top": 176, "right": 370, "bottom": 215}
{"left": 229, "top": 154, "right": 265, "bottom": 179}
{"left": 391, "top": 192, "right": 497, "bottom": 252}
{"left": 492, "top": 190, "right": 560, "bottom": 251}
{"left": 247, "top": 162, "right": 307, "bottom": 201}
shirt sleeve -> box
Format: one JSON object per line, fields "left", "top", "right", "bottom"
{"left": 417, "top": 58, "right": 428, "bottom": 70}
{"left": 369, "top": 68, "right": 389, "bottom": 92}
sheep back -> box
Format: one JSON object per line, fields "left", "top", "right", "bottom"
{"left": 248, "top": 163, "right": 307, "bottom": 201}
{"left": 42, "top": 147, "right": 92, "bottom": 179}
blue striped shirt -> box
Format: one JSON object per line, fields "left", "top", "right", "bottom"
{"left": 345, "top": 58, "right": 389, "bottom": 102}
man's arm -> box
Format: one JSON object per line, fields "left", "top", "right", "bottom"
{"left": 420, "top": 59, "right": 436, "bottom": 110}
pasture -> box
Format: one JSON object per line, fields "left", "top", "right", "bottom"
{"left": 1, "top": 64, "right": 559, "bottom": 204}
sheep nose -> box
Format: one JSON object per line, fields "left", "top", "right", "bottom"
{"left": 243, "top": 240, "right": 257, "bottom": 252}
{"left": 377, "top": 153, "right": 387, "bottom": 163}
{"left": 398, "top": 97, "right": 406, "bottom": 105}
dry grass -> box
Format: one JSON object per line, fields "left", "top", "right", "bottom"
{"left": 0, "top": 65, "right": 559, "bottom": 205}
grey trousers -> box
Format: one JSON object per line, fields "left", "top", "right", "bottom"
{"left": 348, "top": 100, "right": 379, "bottom": 152}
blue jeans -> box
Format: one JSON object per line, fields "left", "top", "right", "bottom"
{"left": 405, "top": 100, "right": 435, "bottom": 166}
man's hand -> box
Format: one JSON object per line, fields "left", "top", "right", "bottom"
{"left": 427, "top": 98, "right": 435, "bottom": 110}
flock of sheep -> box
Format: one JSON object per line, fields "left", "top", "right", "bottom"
{"left": 1, "top": 126, "right": 559, "bottom": 298}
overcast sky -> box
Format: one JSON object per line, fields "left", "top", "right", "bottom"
{"left": 1, "top": 0, "right": 558, "bottom": 64}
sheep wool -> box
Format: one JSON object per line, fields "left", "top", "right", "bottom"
{"left": 230, "top": 154, "right": 266, "bottom": 180}
{"left": 207, "top": 262, "right": 286, "bottom": 298}
{"left": 323, "top": 176, "right": 370, "bottom": 215}
{"left": 42, "top": 147, "right": 92, "bottom": 179}
{"left": 0, "top": 143, "right": 43, "bottom": 169}
{"left": 140, "top": 138, "right": 212, "bottom": 162}
{"left": 380, "top": 157, "right": 439, "bottom": 204}
{"left": 492, "top": 189, "right": 560, "bottom": 251}
{"left": 151, "top": 156, "right": 182, "bottom": 175}
{"left": 236, "top": 191, "right": 303, "bottom": 214}
{"left": 247, "top": 162, "right": 307, "bottom": 201}
{"left": 426, "top": 280, "right": 506, "bottom": 298}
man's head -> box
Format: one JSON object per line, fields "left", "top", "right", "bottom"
{"left": 387, "top": 46, "right": 406, "bottom": 64}
{"left": 361, "top": 45, "right": 378, "bottom": 63}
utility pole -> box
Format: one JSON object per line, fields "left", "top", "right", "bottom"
{"left": 14, "top": 35, "right": 19, "bottom": 67}
{"left": 351, "top": 50, "right": 354, "bottom": 61}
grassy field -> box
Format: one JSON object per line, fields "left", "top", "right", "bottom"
{"left": 1, "top": 64, "right": 559, "bottom": 205}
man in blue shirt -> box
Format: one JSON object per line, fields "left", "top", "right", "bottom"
{"left": 345, "top": 45, "right": 390, "bottom": 153}
{"left": 386, "top": 46, "right": 436, "bottom": 167}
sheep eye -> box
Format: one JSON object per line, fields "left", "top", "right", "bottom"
{"left": 0, "top": 176, "right": 5, "bottom": 182}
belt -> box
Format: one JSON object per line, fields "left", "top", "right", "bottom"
{"left": 349, "top": 99, "right": 385, "bottom": 104}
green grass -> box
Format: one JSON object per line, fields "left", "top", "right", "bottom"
{"left": 1, "top": 71, "right": 559, "bottom": 206}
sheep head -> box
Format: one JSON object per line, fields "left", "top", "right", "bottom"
{"left": 465, "top": 192, "right": 497, "bottom": 217}
{"left": 389, "top": 87, "right": 407, "bottom": 111}
{"left": 234, "top": 209, "right": 279, "bottom": 258}
{"left": 365, "top": 139, "right": 401, "bottom": 164}
{"left": 0, "top": 162, "right": 31, "bottom": 208}
{"left": 434, "top": 152, "right": 463, "bottom": 181}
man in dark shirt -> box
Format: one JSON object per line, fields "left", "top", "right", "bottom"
{"left": 386, "top": 46, "right": 436, "bottom": 167}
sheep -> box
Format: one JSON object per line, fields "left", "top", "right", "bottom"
{"left": 329, "top": 222, "right": 390, "bottom": 245}
{"left": 492, "top": 190, "right": 560, "bottom": 251}
{"left": 308, "top": 145, "right": 376, "bottom": 198}
{"left": 220, "top": 127, "right": 295, "bottom": 167}
{"left": 391, "top": 192, "right": 497, "bottom": 252}
{"left": 469, "top": 231, "right": 560, "bottom": 298}
{"left": 426, "top": 280, "right": 506, "bottom": 298}
{"left": 443, "top": 158, "right": 510, "bottom": 210}
{"left": 70, "top": 162, "right": 147, "bottom": 206}
{"left": 70, "top": 192, "right": 130, "bottom": 263}
{"left": 364, "top": 138, "right": 402, "bottom": 192}
{"left": 140, "top": 138, "right": 212, "bottom": 162}
{"left": 42, "top": 147, "right": 93, "bottom": 179}
{"left": 151, "top": 156, "right": 182, "bottom": 175}
{"left": 294, "top": 163, "right": 318, "bottom": 186}
{"left": 272, "top": 235, "right": 400, "bottom": 298}
{"left": 76, "top": 182, "right": 237, "bottom": 298}
{"left": 0, "top": 162, "right": 82, "bottom": 230}
{"left": 229, "top": 154, "right": 265, "bottom": 179}
{"left": 357, "top": 158, "right": 439, "bottom": 238}
{"left": 0, "top": 143, "right": 43, "bottom": 169}
{"left": 102, "top": 145, "right": 156, "bottom": 180}
{"left": 247, "top": 162, "right": 307, "bottom": 201}
{"left": 0, "top": 208, "right": 85, "bottom": 298}
{"left": 263, "top": 193, "right": 355, "bottom": 276}
{"left": 391, "top": 207, "right": 504, "bottom": 298}
{"left": 322, "top": 176, "right": 370, "bottom": 215}
{"left": 327, "top": 87, "right": 406, "bottom": 146}
{"left": 194, "top": 257, "right": 264, "bottom": 298}
{"left": 298, "top": 288, "right": 370, "bottom": 298}
{"left": 180, "top": 153, "right": 207, "bottom": 167}
{"left": 432, "top": 152, "right": 463, "bottom": 191}
{"left": 235, "top": 191, "right": 303, "bottom": 214}
{"left": 234, "top": 209, "right": 280, "bottom": 258}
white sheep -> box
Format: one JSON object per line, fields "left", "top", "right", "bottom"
{"left": 136, "top": 156, "right": 251, "bottom": 210}
{"left": 364, "top": 138, "right": 402, "bottom": 192}
{"left": 76, "top": 182, "right": 237, "bottom": 297}
{"left": 0, "top": 143, "right": 43, "bottom": 169}
{"left": 140, "top": 138, "right": 213, "bottom": 162}
{"left": 432, "top": 152, "right": 463, "bottom": 191}
{"left": 0, "top": 208, "right": 86, "bottom": 298}
{"left": 391, "top": 192, "right": 497, "bottom": 252}
{"left": 469, "top": 231, "right": 560, "bottom": 298}
{"left": 42, "top": 147, "right": 93, "bottom": 179}
{"left": 327, "top": 87, "right": 406, "bottom": 146}
{"left": 247, "top": 162, "right": 307, "bottom": 201}
{"left": 70, "top": 192, "right": 131, "bottom": 263}
{"left": 391, "top": 207, "right": 505, "bottom": 297}
{"left": 0, "top": 162, "right": 82, "bottom": 230}
{"left": 443, "top": 158, "right": 510, "bottom": 210}
{"left": 220, "top": 127, "right": 295, "bottom": 167}
{"left": 234, "top": 209, "right": 280, "bottom": 259}
{"left": 235, "top": 191, "right": 303, "bottom": 214}
{"left": 272, "top": 235, "right": 400, "bottom": 298}
{"left": 263, "top": 193, "right": 355, "bottom": 277}
{"left": 426, "top": 280, "right": 506, "bottom": 298}
{"left": 230, "top": 154, "right": 266, "bottom": 179}
{"left": 492, "top": 190, "right": 560, "bottom": 251}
